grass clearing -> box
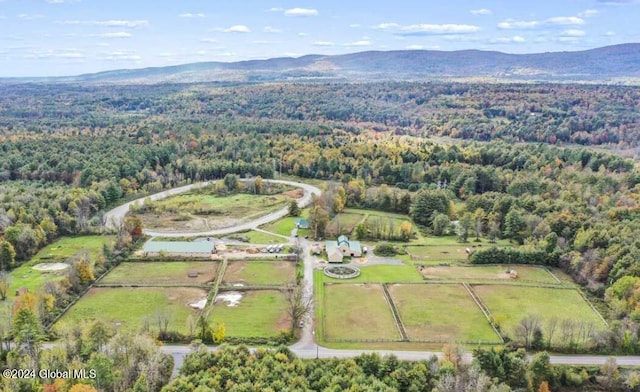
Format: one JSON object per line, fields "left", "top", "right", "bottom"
{"left": 260, "top": 217, "right": 298, "bottom": 237}
{"left": 222, "top": 260, "right": 296, "bottom": 285}
{"left": 323, "top": 283, "right": 400, "bottom": 341}
{"left": 57, "top": 287, "right": 206, "bottom": 334}
{"left": 100, "top": 261, "right": 219, "bottom": 285}
{"left": 226, "top": 230, "right": 286, "bottom": 244}
{"left": 322, "top": 264, "right": 423, "bottom": 284}
{"left": 419, "top": 265, "right": 559, "bottom": 284}
{"left": 208, "top": 290, "right": 289, "bottom": 337}
{"left": 326, "top": 213, "right": 365, "bottom": 237}
{"left": 138, "top": 192, "right": 292, "bottom": 231}
{"left": 389, "top": 284, "right": 500, "bottom": 343}
{"left": 405, "top": 240, "right": 512, "bottom": 263}
{"left": 473, "top": 285, "right": 607, "bottom": 342}
{"left": 8, "top": 236, "right": 114, "bottom": 299}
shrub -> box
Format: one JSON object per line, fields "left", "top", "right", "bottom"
{"left": 374, "top": 242, "right": 397, "bottom": 257}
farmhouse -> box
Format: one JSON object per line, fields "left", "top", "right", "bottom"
{"left": 143, "top": 241, "right": 215, "bottom": 258}
{"left": 325, "top": 235, "right": 362, "bottom": 263}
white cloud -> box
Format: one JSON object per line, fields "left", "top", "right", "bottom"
{"left": 578, "top": 9, "right": 599, "bottom": 17}
{"left": 18, "top": 14, "right": 45, "bottom": 20}
{"left": 26, "top": 49, "right": 85, "bottom": 59}
{"left": 561, "top": 29, "right": 586, "bottom": 37}
{"left": 406, "top": 44, "right": 424, "bottom": 49}
{"left": 267, "top": 7, "right": 284, "bottom": 12}
{"left": 284, "top": 8, "right": 319, "bottom": 17}
{"left": 497, "top": 19, "right": 540, "bottom": 29}
{"left": 490, "top": 35, "right": 526, "bottom": 44}
{"left": 263, "top": 26, "right": 282, "bottom": 33}
{"left": 349, "top": 24, "right": 361, "bottom": 28}
{"left": 313, "top": 41, "right": 334, "bottom": 46}
{"left": 46, "top": 0, "right": 81, "bottom": 3}
{"left": 97, "top": 32, "right": 132, "bottom": 38}
{"left": 498, "top": 16, "right": 584, "bottom": 29}
{"left": 179, "top": 13, "right": 206, "bottom": 18}
{"left": 604, "top": 31, "right": 616, "bottom": 36}
{"left": 215, "top": 25, "right": 251, "bottom": 33}
{"left": 98, "top": 51, "right": 141, "bottom": 61}
{"left": 471, "top": 8, "right": 492, "bottom": 15}
{"left": 547, "top": 16, "right": 585, "bottom": 25}
{"left": 344, "top": 40, "right": 372, "bottom": 47}
{"left": 375, "top": 22, "right": 480, "bottom": 35}
{"left": 251, "top": 40, "right": 274, "bottom": 45}
{"left": 200, "top": 38, "right": 217, "bottom": 43}
{"left": 298, "top": 32, "right": 308, "bottom": 37}
{"left": 58, "top": 19, "right": 148, "bottom": 27}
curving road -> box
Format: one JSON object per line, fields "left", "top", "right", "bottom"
{"left": 103, "top": 179, "right": 321, "bottom": 237}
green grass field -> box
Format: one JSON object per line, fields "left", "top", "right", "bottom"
{"left": 222, "top": 261, "right": 296, "bottom": 285}
{"left": 138, "top": 192, "right": 291, "bottom": 230}
{"left": 208, "top": 290, "right": 289, "bottom": 337}
{"left": 388, "top": 284, "right": 501, "bottom": 343}
{"left": 473, "top": 285, "right": 607, "bottom": 342}
{"left": 230, "top": 230, "right": 287, "bottom": 244}
{"left": 7, "top": 236, "right": 114, "bottom": 299}
{"left": 57, "top": 287, "right": 206, "bottom": 334}
{"left": 100, "top": 261, "right": 219, "bottom": 285}
{"left": 32, "top": 235, "right": 113, "bottom": 263}
{"left": 260, "top": 217, "right": 298, "bottom": 237}
{"left": 326, "top": 213, "right": 366, "bottom": 237}
{"left": 321, "top": 265, "right": 423, "bottom": 284}
{"left": 419, "top": 265, "right": 559, "bottom": 284}
{"left": 405, "top": 239, "right": 512, "bottom": 263}
{"left": 323, "top": 283, "right": 401, "bottom": 341}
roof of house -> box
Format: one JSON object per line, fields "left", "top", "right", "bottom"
{"left": 143, "top": 241, "right": 214, "bottom": 254}
{"left": 327, "top": 248, "right": 344, "bottom": 262}
{"left": 326, "top": 236, "right": 362, "bottom": 255}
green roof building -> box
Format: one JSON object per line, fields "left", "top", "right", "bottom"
{"left": 325, "top": 235, "right": 362, "bottom": 263}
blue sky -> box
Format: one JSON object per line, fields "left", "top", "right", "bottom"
{"left": 0, "top": 0, "right": 638, "bottom": 77}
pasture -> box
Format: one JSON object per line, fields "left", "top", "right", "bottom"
{"left": 100, "top": 261, "right": 219, "bottom": 285}
{"left": 207, "top": 290, "right": 289, "bottom": 337}
{"left": 222, "top": 260, "right": 296, "bottom": 286}
{"left": 137, "top": 192, "right": 291, "bottom": 231}
{"left": 473, "top": 285, "right": 607, "bottom": 342}
{"left": 418, "top": 265, "right": 559, "bottom": 284}
{"left": 388, "top": 283, "right": 500, "bottom": 343}
{"left": 323, "top": 283, "right": 401, "bottom": 341}
{"left": 57, "top": 287, "right": 207, "bottom": 334}
{"left": 326, "top": 213, "right": 365, "bottom": 237}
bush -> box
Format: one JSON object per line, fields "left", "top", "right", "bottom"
{"left": 374, "top": 242, "right": 397, "bottom": 257}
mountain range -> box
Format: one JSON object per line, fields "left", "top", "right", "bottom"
{"left": 3, "top": 43, "right": 640, "bottom": 84}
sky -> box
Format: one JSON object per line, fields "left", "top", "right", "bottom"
{"left": 0, "top": 0, "right": 638, "bottom": 77}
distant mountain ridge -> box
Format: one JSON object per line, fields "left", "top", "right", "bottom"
{"left": 3, "top": 43, "right": 640, "bottom": 84}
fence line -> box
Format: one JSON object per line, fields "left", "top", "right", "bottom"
{"left": 381, "top": 284, "right": 409, "bottom": 341}
{"left": 462, "top": 283, "right": 505, "bottom": 344}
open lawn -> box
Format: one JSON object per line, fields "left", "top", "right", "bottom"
{"left": 33, "top": 235, "right": 113, "bottom": 263}
{"left": 323, "top": 283, "right": 400, "bottom": 341}
{"left": 321, "top": 265, "right": 423, "bottom": 284}
{"left": 419, "top": 265, "right": 559, "bottom": 284}
{"left": 138, "top": 192, "right": 292, "bottom": 231}
{"left": 7, "top": 236, "right": 114, "bottom": 300}
{"left": 406, "top": 240, "right": 512, "bottom": 263}
{"left": 222, "top": 260, "right": 296, "bottom": 286}
{"left": 388, "top": 284, "right": 500, "bottom": 343}
{"left": 100, "top": 261, "right": 218, "bottom": 285}
{"left": 208, "top": 290, "right": 289, "bottom": 337}
{"left": 226, "top": 230, "right": 286, "bottom": 244}
{"left": 326, "top": 213, "right": 365, "bottom": 237}
{"left": 260, "top": 217, "right": 298, "bottom": 237}
{"left": 57, "top": 287, "right": 206, "bottom": 334}
{"left": 473, "top": 285, "right": 607, "bottom": 343}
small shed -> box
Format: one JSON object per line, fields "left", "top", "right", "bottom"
{"left": 295, "top": 218, "right": 309, "bottom": 229}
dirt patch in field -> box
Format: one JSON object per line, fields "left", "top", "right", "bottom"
{"left": 166, "top": 287, "right": 208, "bottom": 306}
{"left": 222, "top": 260, "right": 295, "bottom": 285}
{"left": 283, "top": 188, "right": 304, "bottom": 199}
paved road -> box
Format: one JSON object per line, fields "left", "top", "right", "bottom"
{"left": 102, "top": 179, "right": 321, "bottom": 237}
